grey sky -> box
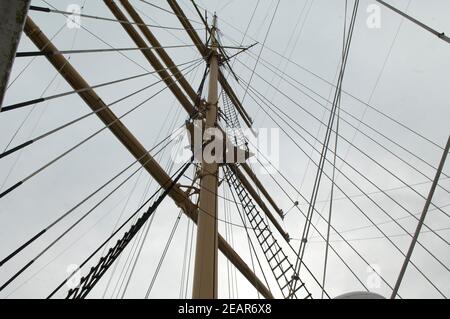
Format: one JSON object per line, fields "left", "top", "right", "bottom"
{"left": 0, "top": 0, "right": 449, "bottom": 299}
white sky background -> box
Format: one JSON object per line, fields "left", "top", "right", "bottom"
{"left": 0, "top": 0, "right": 449, "bottom": 299}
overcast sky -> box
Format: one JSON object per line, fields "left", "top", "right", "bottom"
{"left": 0, "top": 0, "right": 449, "bottom": 299}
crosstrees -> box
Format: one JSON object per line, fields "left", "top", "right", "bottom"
{"left": 167, "top": 0, "right": 253, "bottom": 128}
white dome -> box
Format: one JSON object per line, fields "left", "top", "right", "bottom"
{"left": 334, "top": 292, "right": 386, "bottom": 299}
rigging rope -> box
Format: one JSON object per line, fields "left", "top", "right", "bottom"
{"left": 241, "top": 0, "right": 280, "bottom": 104}
{"left": 180, "top": 215, "right": 192, "bottom": 298}
{"left": 233, "top": 46, "right": 450, "bottom": 181}
{"left": 247, "top": 139, "right": 385, "bottom": 294}
{"left": 5, "top": 24, "right": 66, "bottom": 91}
{"left": 292, "top": 225, "right": 450, "bottom": 244}
{"left": 233, "top": 68, "right": 450, "bottom": 247}
{"left": 217, "top": 24, "right": 445, "bottom": 151}
{"left": 105, "top": 104, "right": 188, "bottom": 298}
{"left": 116, "top": 110, "right": 186, "bottom": 298}
{"left": 29, "top": 5, "right": 204, "bottom": 31}
{"left": 100, "top": 168, "right": 147, "bottom": 298}
{"left": 16, "top": 44, "right": 197, "bottom": 58}
{"left": 117, "top": 63, "right": 207, "bottom": 298}
{"left": 42, "top": 0, "right": 152, "bottom": 73}
{"left": 0, "top": 125, "right": 179, "bottom": 269}
{"left": 291, "top": 0, "right": 359, "bottom": 297}
{"left": 239, "top": 74, "right": 450, "bottom": 276}
{"left": 241, "top": 80, "right": 447, "bottom": 297}
{"left": 253, "top": 0, "right": 313, "bottom": 125}
{"left": 144, "top": 211, "right": 183, "bottom": 298}
{"left": 2, "top": 58, "right": 198, "bottom": 113}
{"left": 110, "top": 102, "right": 185, "bottom": 299}
{"left": 47, "top": 159, "right": 192, "bottom": 299}
{"left": 0, "top": 61, "right": 202, "bottom": 200}
{"left": 0, "top": 129, "right": 182, "bottom": 292}
{"left": 139, "top": 0, "right": 203, "bottom": 25}
{"left": 322, "top": 0, "right": 348, "bottom": 298}
{"left": 0, "top": 59, "right": 201, "bottom": 160}
{"left": 2, "top": 0, "right": 447, "bottom": 300}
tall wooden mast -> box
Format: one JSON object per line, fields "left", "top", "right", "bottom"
{"left": 192, "top": 14, "right": 220, "bottom": 299}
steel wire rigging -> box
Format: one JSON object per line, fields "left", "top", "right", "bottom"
{"left": 0, "top": 0, "right": 448, "bottom": 300}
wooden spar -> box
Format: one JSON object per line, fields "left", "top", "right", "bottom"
{"left": 166, "top": 0, "right": 253, "bottom": 128}
{"left": 103, "top": 0, "right": 194, "bottom": 115}
{"left": 24, "top": 16, "right": 273, "bottom": 300}
{"left": 118, "top": 0, "right": 198, "bottom": 103}
{"left": 192, "top": 14, "right": 220, "bottom": 298}
{"left": 0, "top": 0, "right": 31, "bottom": 109}
{"left": 219, "top": 236, "right": 273, "bottom": 299}
{"left": 167, "top": 0, "right": 207, "bottom": 55}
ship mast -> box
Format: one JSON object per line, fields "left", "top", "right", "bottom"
{"left": 192, "top": 14, "right": 220, "bottom": 299}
